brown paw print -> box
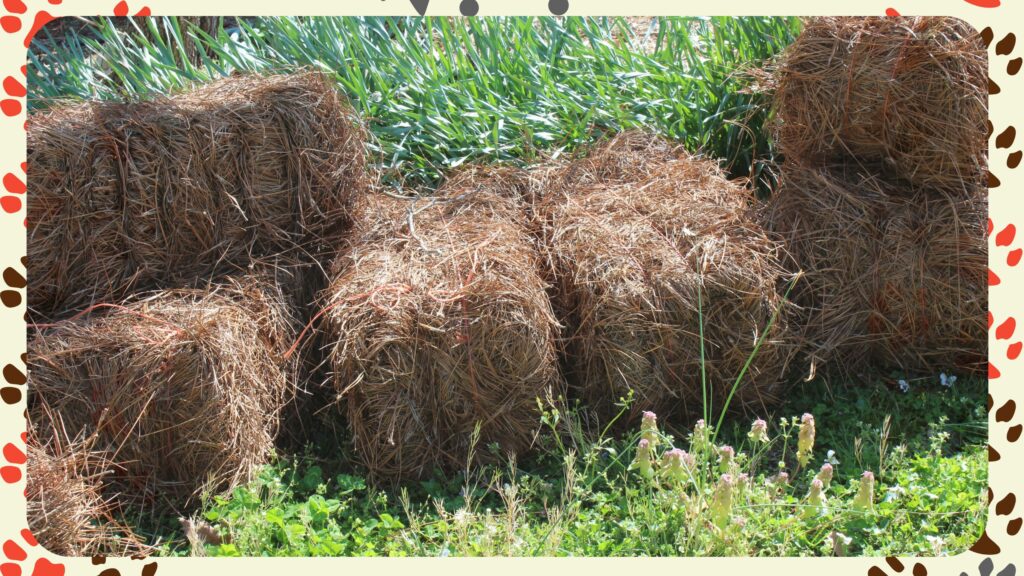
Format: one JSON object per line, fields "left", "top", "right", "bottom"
{"left": 867, "top": 557, "right": 928, "bottom": 576}
{"left": 986, "top": 395, "right": 1022, "bottom": 461}
{"left": 2, "top": 353, "right": 25, "bottom": 405}
{"left": 993, "top": 490, "right": 1023, "bottom": 539}
{"left": 1, "top": 256, "right": 25, "bottom": 309}
{"left": 980, "top": 26, "right": 1016, "bottom": 187}
{"left": 981, "top": 28, "right": 1020, "bottom": 94}
{"left": 972, "top": 488, "right": 1024, "bottom": 556}
{"left": 993, "top": 125, "right": 1022, "bottom": 175}
{"left": 93, "top": 557, "right": 158, "bottom": 576}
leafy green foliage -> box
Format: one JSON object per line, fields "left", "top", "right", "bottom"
{"left": 161, "top": 378, "right": 985, "bottom": 557}
{"left": 29, "top": 16, "right": 799, "bottom": 190}
{"left": 774, "top": 374, "right": 988, "bottom": 480}
{"left": 180, "top": 465, "right": 407, "bottom": 557}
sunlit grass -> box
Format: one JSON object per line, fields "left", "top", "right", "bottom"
{"left": 29, "top": 16, "right": 799, "bottom": 190}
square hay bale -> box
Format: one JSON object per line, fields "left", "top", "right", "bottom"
{"left": 529, "top": 131, "right": 685, "bottom": 201}
{"left": 27, "top": 71, "right": 367, "bottom": 321}
{"left": 774, "top": 17, "right": 988, "bottom": 193}
{"left": 28, "top": 276, "right": 297, "bottom": 507}
{"left": 27, "top": 105, "right": 125, "bottom": 319}
{"left": 321, "top": 169, "right": 561, "bottom": 482}
{"left": 538, "top": 136, "right": 796, "bottom": 421}
{"left": 764, "top": 163, "right": 987, "bottom": 375}
{"left": 26, "top": 431, "right": 150, "bottom": 557}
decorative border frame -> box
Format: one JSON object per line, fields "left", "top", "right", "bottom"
{"left": 0, "top": 1, "right": 1018, "bottom": 574}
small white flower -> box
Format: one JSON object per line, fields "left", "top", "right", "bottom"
{"left": 826, "top": 449, "right": 840, "bottom": 466}
{"left": 898, "top": 379, "right": 910, "bottom": 393}
{"left": 884, "top": 485, "right": 907, "bottom": 503}
{"left": 925, "top": 535, "right": 945, "bottom": 555}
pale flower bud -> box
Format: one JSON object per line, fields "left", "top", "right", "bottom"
{"left": 797, "top": 413, "right": 816, "bottom": 467}
{"left": 815, "top": 463, "right": 834, "bottom": 490}
{"left": 803, "top": 478, "right": 826, "bottom": 518}
{"left": 641, "top": 411, "right": 659, "bottom": 448}
{"left": 853, "top": 471, "right": 875, "bottom": 512}
{"left": 748, "top": 418, "right": 769, "bottom": 444}
{"left": 683, "top": 451, "right": 695, "bottom": 468}
{"left": 663, "top": 448, "right": 691, "bottom": 484}
{"left": 632, "top": 438, "right": 655, "bottom": 479}
{"left": 735, "top": 473, "right": 750, "bottom": 498}
{"left": 710, "top": 473, "right": 735, "bottom": 529}
{"left": 691, "top": 419, "right": 710, "bottom": 452}
{"left": 718, "top": 445, "right": 735, "bottom": 473}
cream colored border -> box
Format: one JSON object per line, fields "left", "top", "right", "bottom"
{"left": 1, "top": 1, "right": 1019, "bottom": 574}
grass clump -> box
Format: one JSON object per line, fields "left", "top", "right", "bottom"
{"left": 29, "top": 16, "right": 799, "bottom": 190}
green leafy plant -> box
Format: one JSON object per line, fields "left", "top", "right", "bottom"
{"left": 157, "top": 374, "right": 986, "bottom": 558}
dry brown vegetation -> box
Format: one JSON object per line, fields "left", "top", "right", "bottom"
{"left": 533, "top": 133, "right": 797, "bottom": 420}
{"left": 321, "top": 169, "right": 561, "bottom": 481}
{"left": 27, "top": 72, "right": 367, "bottom": 322}
{"left": 773, "top": 17, "right": 988, "bottom": 193}
{"left": 29, "top": 276, "right": 297, "bottom": 506}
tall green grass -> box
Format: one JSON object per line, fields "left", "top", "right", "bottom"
{"left": 29, "top": 16, "right": 799, "bottom": 189}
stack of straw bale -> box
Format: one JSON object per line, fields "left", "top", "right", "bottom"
{"left": 774, "top": 17, "right": 988, "bottom": 193}
{"left": 767, "top": 17, "right": 988, "bottom": 376}
{"left": 321, "top": 169, "right": 561, "bottom": 481}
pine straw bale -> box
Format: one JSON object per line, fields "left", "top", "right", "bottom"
{"left": 28, "top": 276, "right": 297, "bottom": 507}
{"left": 764, "top": 163, "right": 987, "bottom": 376}
{"left": 27, "top": 432, "right": 150, "bottom": 556}
{"left": 27, "top": 71, "right": 367, "bottom": 321}
{"left": 321, "top": 170, "right": 561, "bottom": 481}
{"left": 774, "top": 17, "right": 987, "bottom": 193}
{"left": 538, "top": 145, "right": 796, "bottom": 421}
{"left": 527, "top": 131, "right": 684, "bottom": 208}
{"left": 27, "top": 104, "right": 124, "bottom": 320}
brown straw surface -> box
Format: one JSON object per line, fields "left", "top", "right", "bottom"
{"left": 28, "top": 275, "right": 297, "bottom": 507}
{"left": 774, "top": 17, "right": 987, "bottom": 194}
{"left": 27, "top": 430, "right": 150, "bottom": 556}
{"left": 28, "top": 71, "right": 366, "bottom": 321}
{"left": 764, "top": 162, "right": 987, "bottom": 376}
{"left": 322, "top": 168, "right": 561, "bottom": 482}
{"left": 536, "top": 133, "right": 796, "bottom": 421}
